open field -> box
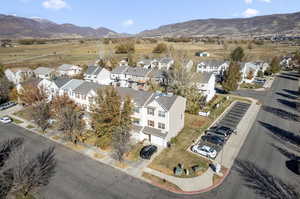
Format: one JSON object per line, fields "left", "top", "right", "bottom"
{"left": 0, "top": 39, "right": 299, "bottom": 69}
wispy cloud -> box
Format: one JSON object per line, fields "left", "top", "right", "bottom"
{"left": 122, "top": 19, "right": 134, "bottom": 27}
{"left": 259, "top": 0, "right": 271, "bottom": 2}
{"left": 42, "top": 0, "right": 69, "bottom": 10}
{"left": 242, "top": 8, "right": 260, "bottom": 17}
{"left": 244, "top": 0, "right": 271, "bottom": 4}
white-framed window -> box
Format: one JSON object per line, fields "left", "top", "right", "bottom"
{"left": 158, "top": 123, "right": 165, "bottom": 129}
{"left": 133, "top": 118, "right": 140, "bottom": 125}
{"left": 147, "top": 107, "right": 154, "bottom": 116}
{"left": 158, "top": 111, "right": 166, "bottom": 118}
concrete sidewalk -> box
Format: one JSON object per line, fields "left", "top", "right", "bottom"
{"left": 143, "top": 99, "right": 261, "bottom": 193}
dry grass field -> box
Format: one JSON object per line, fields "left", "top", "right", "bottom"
{"left": 0, "top": 39, "right": 299, "bottom": 69}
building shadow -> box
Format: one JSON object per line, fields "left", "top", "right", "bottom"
{"left": 286, "top": 160, "right": 300, "bottom": 175}
{"left": 276, "top": 92, "right": 297, "bottom": 100}
{"left": 277, "top": 98, "right": 298, "bottom": 110}
{"left": 261, "top": 105, "right": 300, "bottom": 122}
{"left": 259, "top": 121, "right": 300, "bottom": 147}
{"left": 282, "top": 72, "right": 300, "bottom": 78}
{"left": 277, "top": 75, "right": 298, "bottom": 81}
{"left": 282, "top": 89, "right": 300, "bottom": 97}
{"left": 234, "top": 159, "right": 300, "bottom": 198}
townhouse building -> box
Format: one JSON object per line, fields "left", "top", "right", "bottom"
{"left": 240, "top": 61, "right": 269, "bottom": 83}
{"left": 196, "top": 72, "right": 216, "bottom": 102}
{"left": 57, "top": 64, "right": 82, "bottom": 76}
{"left": 38, "top": 78, "right": 186, "bottom": 147}
{"left": 5, "top": 67, "right": 34, "bottom": 85}
{"left": 33, "top": 67, "right": 55, "bottom": 79}
{"left": 84, "top": 65, "right": 112, "bottom": 85}
{"left": 197, "top": 60, "right": 229, "bottom": 75}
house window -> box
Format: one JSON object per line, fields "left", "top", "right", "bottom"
{"left": 158, "top": 111, "right": 166, "bottom": 118}
{"left": 133, "top": 118, "right": 140, "bottom": 125}
{"left": 133, "top": 107, "right": 140, "bottom": 113}
{"left": 148, "top": 120, "right": 154, "bottom": 128}
{"left": 158, "top": 123, "right": 165, "bottom": 130}
{"left": 147, "top": 108, "right": 154, "bottom": 116}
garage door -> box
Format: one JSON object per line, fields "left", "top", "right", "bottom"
{"left": 151, "top": 135, "right": 165, "bottom": 147}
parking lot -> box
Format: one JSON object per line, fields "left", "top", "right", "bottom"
{"left": 191, "top": 101, "right": 251, "bottom": 160}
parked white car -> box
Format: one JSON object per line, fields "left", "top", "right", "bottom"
{"left": 0, "top": 116, "right": 12, "bottom": 124}
{"left": 191, "top": 145, "right": 217, "bottom": 158}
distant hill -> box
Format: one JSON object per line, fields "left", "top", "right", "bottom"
{"left": 0, "top": 14, "right": 119, "bottom": 39}
{"left": 138, "top": 12, "right": 300, "bottom": 37}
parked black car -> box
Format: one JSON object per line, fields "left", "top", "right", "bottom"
{"left": 205, "top": 130, "right": 228, "bottom": 141}
{"left": 140, "top": 145, "right": 157, "bottom": 160}
{"left": 212, "top": 125, "right": 235, "bottom": 135}
{"left": 206, "top": 128, "right": 230, "bottom": 138}
{"left": 202, "top": 135, "right": 225, "bottom": 146}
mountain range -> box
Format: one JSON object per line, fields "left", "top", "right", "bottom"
{"left": 0, "top": 11, "right": 300, "bottom": 39}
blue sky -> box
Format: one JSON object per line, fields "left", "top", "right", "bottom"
{"left": 1, "top": 0, "right": 300, "bottom": 34}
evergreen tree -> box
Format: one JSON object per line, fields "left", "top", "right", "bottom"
{"left": 269, "top": 57, "right": 281, "bottom": 74}
{"left": 222, "top": 62, "right": 241, "bottom": 92}
{"left": 230, "top": 47, "right": 245, "bottom": 62}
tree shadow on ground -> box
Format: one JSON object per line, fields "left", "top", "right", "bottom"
{"left": 277, "top": 75, "right": 298, "bottom": 81}
{"left": 283, "top": 89, "right": 300, "bottom": 97}
{"left": 277, "top": 98, "right": 298, "bottom": 110}
{"left": 276, "top": 92, "right": 298, "bottom": 100}
{"left": 259, "top": 121, "right": 300, "bottom": 147}
{"left": 261, "top": 105, "right": 300, "bottom": 122}
{"left": 271, "top": 144, "right": 300, "bottom": 161}
{"left": 234, "top": 159, "right": 300, "bottom": 199}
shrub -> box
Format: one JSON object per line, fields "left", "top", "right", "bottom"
{"left": 95, "top": 134, "right": 112, "bottom": 150}
{"left": 152, "top": 43, "right": 168, "bottom": 53}
{"left": 115, "top": 42, "right": 135, "bottom": 54}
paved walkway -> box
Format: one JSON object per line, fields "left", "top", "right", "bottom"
{"left": 143, "top": 98, "right": 261, "bottom": 193}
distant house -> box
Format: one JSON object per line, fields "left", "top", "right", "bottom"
{"left": 196, "top": 72, "right": 216, "bottom": 102}
{"left": 84, "top": 65, "right": 111, "bottom": 85}
{"left": 137, "top": 59, "right": 159, "bottom": 69}
{"left": 240, "top": 62, "right": 269, "bottom": 83}
{"left": 5, "top": 67, "right": 34, "bottom": 85}
{"left": 17, "top": 78, "right": 42, "bottom": 94}
{"left": 34, "top": 67, "right": 55, "bottom": 79}
{"left": 111, "top": 66, "right": 130, "bottom": 87}
{"left": 57, "top": 64, "right": 82, "bottom": 76}
{"left": 197, "top": 61, "right": 229, "bottom": 75}
{"left": 158, "top": 58, "right": 174, "bottom": 70}
{"left": 195, "top": 51, "right": 210, "bottom": 57}
{"left": 119, "top": 58, "right": 129, "bottom": 67}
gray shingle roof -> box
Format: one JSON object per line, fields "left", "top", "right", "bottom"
{"left": 111, "top": 66, "right": 129, "bottom": 74}
{"left": 199, "top": 60, "right": 225, "bottom": 67}
{"left": 139, "top": 59, "right": 152, "bottom": 65}
{"left": 116, "top": 87, "right": 153, "bottom": 107}
{"left": 61, "top": 79, "right": 85, "bottom": 90}
{"left": 74, "top": 82, "right": 103, "bottom": 95}
{"left": 197, "top": 72, "right": 214, "bottom": 84}
{"left": 53, "top": 77, "right": 71, "bottom": 88}
{"left": 85, "top": 65, "right": 103, "bottom": 76}
{"left": 148, "top": 69, "right": 165, "bottom": 79}
{"left": 159, "top": 58, "right": 173, "bottom": 64}
{"left": 152, "top": 94, "right": 178, "bottom": 111}
{"left": 58, "top": 64, "right": 78, "bottom": 71}
{"left": 34, "top": 67, "right": 54, "bottom": 75}
{"left": 125, "top": 67, "right": 152, "bottom": 77}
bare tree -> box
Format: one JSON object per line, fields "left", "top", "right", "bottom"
{"left": 235, "top": 160, "right": 300, "bottom": 199}
{"left": 0, "top": 138, "right": 24, "bottom": 168}
{"left": 0, "top": 76, "right": 13, "bottom": 104}
{"left": 31, "top": 102, "right": 51, "bottom": 133}
{"left": 112, "top": 127, "right": 131, "bottom": 162}
{"left": 18, "top": 82, "right": 47, "bottom": 106}
{"left": 58, "top": 104, "right": 85, "bottom": 144}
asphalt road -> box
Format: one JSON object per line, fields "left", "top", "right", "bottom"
{"left": 0, "top": 71, "right": 299, "bottom": 199}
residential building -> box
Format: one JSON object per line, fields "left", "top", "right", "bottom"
{"left": 196, "top": 72, "right": 216, "bottom": 102}
{"left": 38, "top": 77, "right": 71, "bottom": 100}
{"left": 111, "top": 66, "right": 129, "bottom": 87}
{"left": 184, "top": 60, "right": 194, "bottom": 72}
{"left": 137, "top": 59, "right": 159, "bottom": 69}
{"left": 158, "top": 58, "right": 174, "bottom": 70}
{"left": 5, "top": 67, "right": 34, "bottom": 85}
{"left": 39, "top": 78, "right": 187, "bottom": 147}
{"left": 240, "top": 61, "right": 269, "bottom": 83}
{"left": 33, "top": 67, "right": 55, "bottom": 79}
{"left": 84, "top": 65, "right": 112, "bottom": 85}
{"left": 124, "top": 67, "right": 152, "bottom": 90}
{"left": 117, "top": 88, "right": 186, "bottom": 147}
{"left": 197, "top": 61, "right": 229, "bottom": 75}
{"left": 57, "top": 64, "right": 82, "bottom": 76}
